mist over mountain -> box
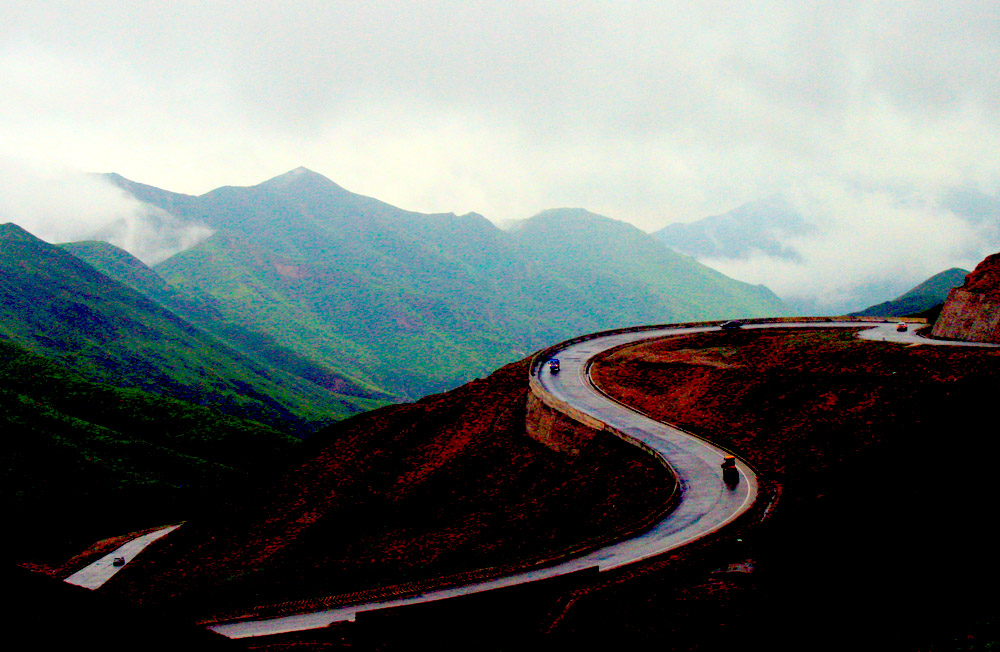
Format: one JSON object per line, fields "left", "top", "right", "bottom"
{"left": 852, "top": 267, "right": 970, "bottom": 318}
{"left": 653, "top": 196, "right": 815, "bottom": 262}
{"left": 96, "top": 168, "right": 789, "bottom": 399}
{"left": 512, "top": 208, "right": 784, "bottom": 323}
{"left": 652, "top": 189, "right": 1000, "bottom": 316}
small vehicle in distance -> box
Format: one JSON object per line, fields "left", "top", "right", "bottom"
{"left": 721, "top": 455, "right": 739, "bottom": 488}
{"left": 720, "top": 320, "right": 743, "bottom": 330}
{"left": 548, "top": 358, "right": 560, "bottom": 374}
{"left": 112, "top": 557, "right": 126, "bottom": 567}
{"left": 896, "top": 323, "right": 908, "bottom": 332}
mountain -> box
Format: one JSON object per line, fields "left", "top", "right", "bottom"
{"left": 852, "top": 268, "right": 970, "bottom": 317}
{"left": 148, "top": 171, "right": 547, "bottom": 397}
{"left": 100, "top": 169, "right": 790, "bottom": 399}
{"left": 653, "top": 195, "right": 814, "bottom": 261}
{"left": 0, "top": 223, "right": 382, "bottom": 433}
{"left": 510, "top": 208, "right": 788, "bottom": 324}
{"left": 59, "top": 240, "right": 175, "bottom": 303}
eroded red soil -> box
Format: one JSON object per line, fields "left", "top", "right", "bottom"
{"left": 554, "top": 328, "right": 1000, "bottom": 651}
{"left": 101, "top": 357, "right": 674, "bottom": 619}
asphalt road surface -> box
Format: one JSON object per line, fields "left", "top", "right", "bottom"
{"left": 64, "top": 524, "right": 182, "bottom": 590}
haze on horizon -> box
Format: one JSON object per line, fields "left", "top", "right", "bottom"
{"left": 2, "top": 1, "right": 999, "bottom": 311}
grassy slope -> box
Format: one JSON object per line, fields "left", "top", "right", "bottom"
{"left": 853, "top": 267, "right": 969, "bottom": 317}
{"left": 151, "top": 171, "right": 552, "bottom": 398}
{"left": 575, "top": 328, "right": 1000, "bottom": 651}
{"left": 1, "top": 224, "right": 379, "bottom": 432}
{"left": 511, "top": 209, "right": 789, "bottom": 323}
{"left": 62, "top": 238, "right": 394, "bottom": 404}
{"left": 100, "top": 358, "right": 674, "bottom": 618}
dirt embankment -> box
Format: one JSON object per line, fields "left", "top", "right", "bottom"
{"left": 99, "top": 357, "right": 674, "bottom": 619}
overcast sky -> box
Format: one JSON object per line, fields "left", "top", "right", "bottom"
{"left": 2, "top": 1, "right": 999, "bottom": 309}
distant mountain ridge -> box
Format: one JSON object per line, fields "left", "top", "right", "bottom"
{"left": 97, "top": 168, "right": 790, "bottom": 399}
{"left": 653, "top": 195, "right": 815, "bottom": 261}
{"left": 852, "top": 268, "right": 970, "bottom": 318}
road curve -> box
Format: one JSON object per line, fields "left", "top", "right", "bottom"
{"left": 208, "top": 319, "right": 982, "bottom": 639}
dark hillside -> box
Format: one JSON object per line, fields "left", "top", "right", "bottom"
{"left": 100, "top": 358, "right": 674, "bottom": 619}
{"left": 2, "top": 565, "right": 234, "bottom": 651}
{"left": 1, "top": 337, "right": 298, "bottom": 562}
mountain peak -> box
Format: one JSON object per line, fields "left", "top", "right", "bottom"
{"left": 533, "top": 207, "right": 597, "bottom": 218}
{"left": 524, "top": 208, "right": 638, "bottom": 234}
{"left": 528, "top": 208, "right": 622, "bottom": 225}
{"left": 0, "top": 222, "right": 44, "bottom": 243}
{"left": 257, "top": 167, "right": 345, "bottom": 194}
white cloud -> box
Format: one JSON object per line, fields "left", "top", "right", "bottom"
{"left": 703, "top": 178, "right": 986, "bottom": 312}
{"left": 0, "top": 158, "right": 211, "bottom": 264}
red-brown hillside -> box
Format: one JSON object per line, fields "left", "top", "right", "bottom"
{"left": 558, "top": 327, "right": 1000, "bottom": 651}
{"left": 101, "top": 357, "right": 674, "bottom": 618}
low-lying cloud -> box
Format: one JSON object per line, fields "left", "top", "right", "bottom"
{"left": 0, "top": 158, "right": 212, "bottom": 265}
{"left": 3, "top": 2, "right": 999, "bottom": 310}
{"left": 700, "top": 179, "right": 992, "bottom": 314}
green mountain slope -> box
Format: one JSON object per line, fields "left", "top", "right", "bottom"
{"left": 147, "top": 171, "right": 561, "bottom": 396}
{"left": 0, "top": 223, "right": 381, "bottom": 433}
{"left": 30, "top": 172, "right": 790, "bottom": 406}
{"left": 511, "top": 208, "right": 789, "bottom": 324}
{"left": 852, "top": 267, "right": 970, "bottom": 317}
{"left": 104, "top": 169, "right": 789, "bottom": 398}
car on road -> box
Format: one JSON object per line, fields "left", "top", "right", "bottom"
{"left": 721, "top": 455, "right": 739, "bottom": 487}
{"left": 548, "top": 358, "right": 560, "bottom": 373}
{"left": 112, "top": 557, "right": 126, "bottom": 567}
{"left": 896, "top": 323, "right": 908, "bottom": 332}
{"left": 720, "top": 320, "right": 743, "bottom": 330}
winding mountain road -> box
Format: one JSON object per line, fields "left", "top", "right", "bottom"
{"left": 207, "top": 319, "right": 987, "bottom": 639}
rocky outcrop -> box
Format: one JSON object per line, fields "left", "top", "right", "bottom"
{"left": 931, "top": 253, "right": 1000, "bottom": 342}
